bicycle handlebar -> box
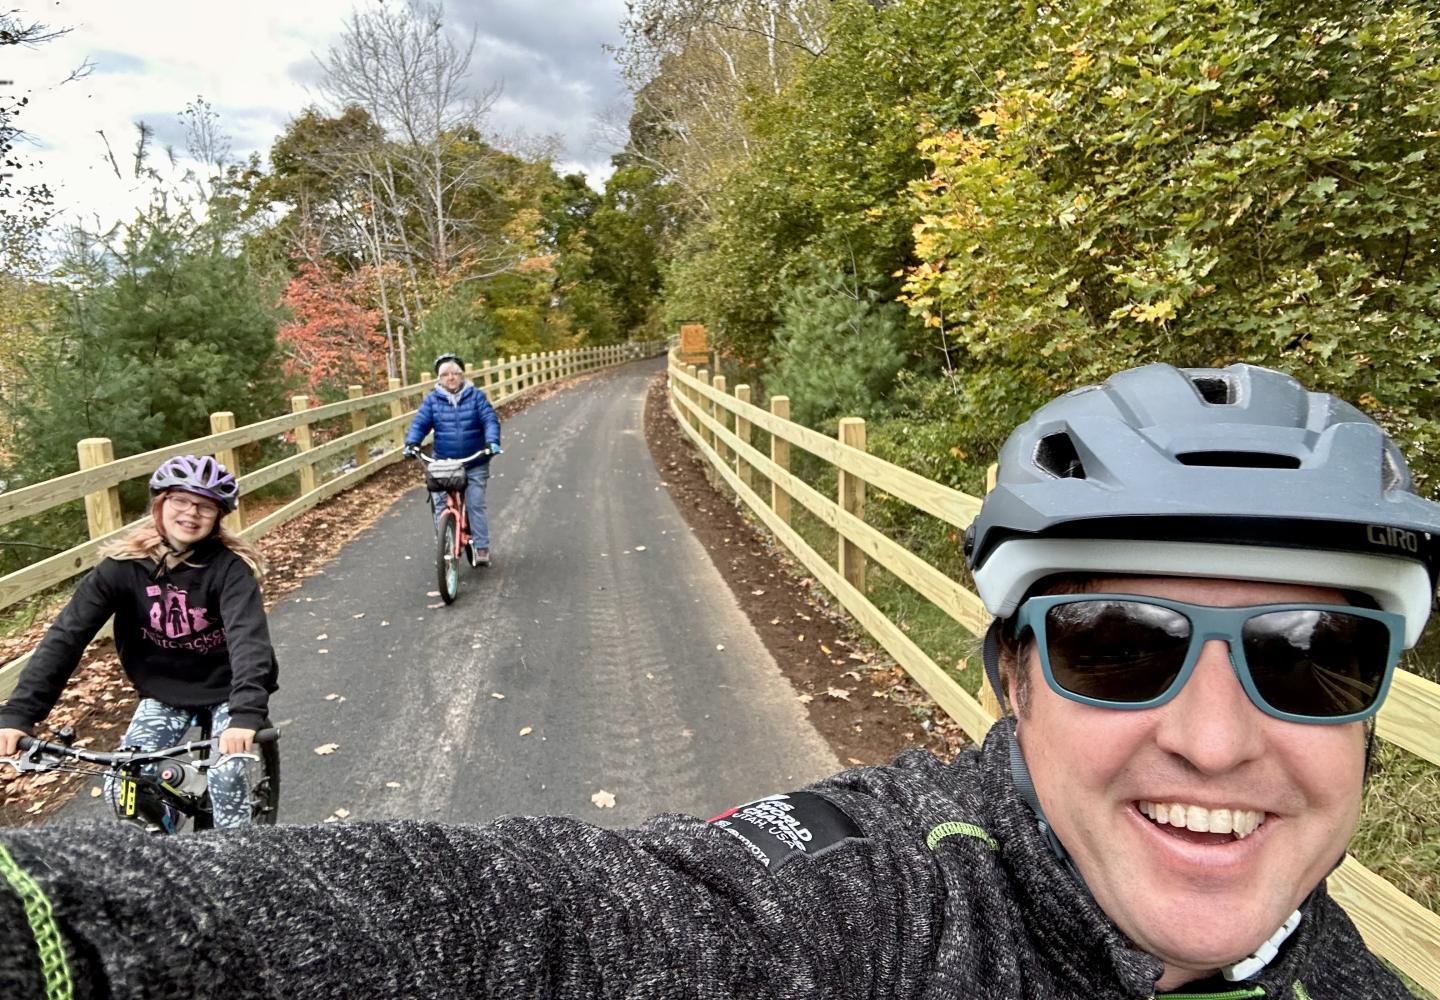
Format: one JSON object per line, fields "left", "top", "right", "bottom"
{"left": 6, "top": 727, "right": 279, "bottom": 774}
{"left": 411, "top": 446, "right": 496, "bottom": 464}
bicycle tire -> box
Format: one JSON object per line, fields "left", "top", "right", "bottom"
{"left": 438, "top": 509, "right": 460, "bottom": 604}
{"left": 249, "top": 736, "right": 281, "bottom": 825}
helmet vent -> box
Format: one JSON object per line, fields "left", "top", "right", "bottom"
{"left": 1381, "top": 450, "right": 1405, "bottom": 492}
{"left": 1034, "top": 432, "right": 1086, "bottom": 479}
{"left": 1190, "top": 376, "right": 1235, "bottom": 404}
{"left": 1176, "top": 451, "right": 1301, "bottom": 469}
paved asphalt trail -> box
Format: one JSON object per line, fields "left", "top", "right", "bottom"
{"left": 254, "top": 357, "right": 834, "bottom": 828}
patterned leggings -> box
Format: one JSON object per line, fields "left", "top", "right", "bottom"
{"left": 102, "top": 698, "right": 254, "bottom": 829}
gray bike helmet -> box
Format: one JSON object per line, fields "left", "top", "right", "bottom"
{"left": 434, "top": 352, "right": 464, "bottom": 374}
{"left": 965, "top": 363, "right": 1440, "bottom": 646}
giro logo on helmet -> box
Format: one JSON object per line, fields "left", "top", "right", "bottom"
{"left": 1367, "top": 524, "right": 1420, "bottom": 553}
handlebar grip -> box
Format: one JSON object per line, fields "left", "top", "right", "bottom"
{"left": 16, "top": 735, "right": 35, "bottom": 752}
{"left": 254, "top": 727, "right": 281, "bottom": 745}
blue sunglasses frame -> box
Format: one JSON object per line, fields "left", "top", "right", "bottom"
{"left": 1013, "top": 594, "right": 1404, "bottom": 725}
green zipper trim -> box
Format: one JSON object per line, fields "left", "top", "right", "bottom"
{"left": 1161, "top": 988, "right": 1265, "bottom": 999}
{"left": 1291, "top": 983, "right": 1312, "bottom": 1000}
{"left": 926, "top": 821, "right": 999, "bottom": 852}
{"left": 0, "top": 842, "right": 74, "bottom": 1000}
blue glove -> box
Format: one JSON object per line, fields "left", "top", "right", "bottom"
{"left": 403, "top": 444, "right": 419, "bottom": 458}
{"left": 487, "top": 443, "right": 503, "bottom": 455}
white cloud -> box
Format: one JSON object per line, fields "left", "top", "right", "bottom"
{"left": 7, "top": 0, "right": 632, "bottom": 226}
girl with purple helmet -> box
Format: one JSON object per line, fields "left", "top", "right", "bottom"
{"left": 0, "top": 455, "right": 278, "bottom": 828}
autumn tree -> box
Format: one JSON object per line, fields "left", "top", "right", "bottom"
{"left": 277, "top": 253, "right": 387, "bottom": 399}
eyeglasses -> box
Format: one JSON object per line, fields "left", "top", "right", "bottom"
{"left": 1013, "top": 594, "right": 1403, "bottom": 724}
{"left": 165, "top": 493, "right": 222, "bottom": 519}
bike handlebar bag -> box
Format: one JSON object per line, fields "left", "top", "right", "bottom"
{"left": 425, "top": 459, "right": 470, "bottom": 493}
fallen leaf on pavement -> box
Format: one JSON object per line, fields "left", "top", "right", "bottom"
{"left": 825, "top": 687, "right": 852, "bottom": 701}
{"left": 315, "top": 634, "right": 328, "bottom": 641}
{"left": 352, "top": 613, "right": 365, "bottom": 619}
{"left": 384, "top": 781, "right": 401, "bottom": 789}
{"left": 519, "top": 726, "right": 533, "bottom": 736}
{"left": 591, "top": 789, "right": 616, "bottom": 809}
{"left": 334, "top": 807, "right": 351, "bottom": 819}
{"left": 491, "top": 692, "right": 505, "bottom": 700}
{"left": 313, "top": 743, "right": 340, "bottom": 756}
{"left": 797, "top": 693, "right": 814, "bottom": 704}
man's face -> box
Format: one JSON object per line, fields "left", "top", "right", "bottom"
{"left": 1013, "top": 575, "right": 1367, "bottom": 990}
{"left": 438, "top": 363, "right": 464, "bottom": 391}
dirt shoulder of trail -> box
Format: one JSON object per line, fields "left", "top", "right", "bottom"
{"left": 642, "top": 373, "right": 967, "bottom": 767}
{"left": 0, "top": 373, "right": 606, "bottom": 826}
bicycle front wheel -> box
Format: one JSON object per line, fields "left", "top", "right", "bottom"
{"left": 437, "top": 509, "right": 460, "bottom": 604}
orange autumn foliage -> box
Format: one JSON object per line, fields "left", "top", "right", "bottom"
{"left": 277, "top": 258, "right": 389, "bottom": 398}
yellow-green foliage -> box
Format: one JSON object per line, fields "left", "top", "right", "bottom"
{"left": 901, "top": 0, "right": 1440, "bottom": 485}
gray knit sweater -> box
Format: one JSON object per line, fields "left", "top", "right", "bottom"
{"left": 0, "top": 719, "right": 1415, "bottom": 998}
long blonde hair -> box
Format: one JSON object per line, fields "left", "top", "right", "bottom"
{"left": 99, "top": 494, "right": 266, "bottom": 580}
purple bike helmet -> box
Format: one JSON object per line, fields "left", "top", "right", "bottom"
{"left": 149, "top": 455, "right": 240, "bottom": 512}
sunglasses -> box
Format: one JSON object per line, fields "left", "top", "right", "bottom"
{"left": 1013, "top": 594, "right": 1403, "bottom": 724}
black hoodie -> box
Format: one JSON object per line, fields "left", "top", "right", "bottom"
{"left": 0, "top": 537, "right": 277, "bottom": 733}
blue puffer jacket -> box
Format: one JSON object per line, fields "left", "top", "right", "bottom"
{"left": 405, "top": 381, "right": 501, "bottom": 467}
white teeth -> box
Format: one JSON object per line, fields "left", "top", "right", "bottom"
{"left": 1139, "top": 801, "right": 1264, "bottom": 839}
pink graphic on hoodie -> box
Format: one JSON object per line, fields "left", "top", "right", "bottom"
{"left": 142, "top": 584, "right": 222, "bottom": 653}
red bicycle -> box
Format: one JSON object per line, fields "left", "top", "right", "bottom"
{"left": 410, "top": 446, "right": 494, "bottom": 604}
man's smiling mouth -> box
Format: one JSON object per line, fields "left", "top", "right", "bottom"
{"left": 1137, "top": 801, "right": 1266, "bottom": 840}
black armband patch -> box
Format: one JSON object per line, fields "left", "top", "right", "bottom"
{"left": 709, "top": 791, "right": 863, "bottom": 872}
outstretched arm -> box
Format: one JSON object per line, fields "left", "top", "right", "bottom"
{"left": 0, "top": 811, "right": 907, "bottom": 1000}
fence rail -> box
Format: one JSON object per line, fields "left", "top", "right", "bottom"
{"left": 0, "top": 342, "right": 664, "bottom": 698}
{"left": 665, "top": 351, "right": 1440, "bottom": 994}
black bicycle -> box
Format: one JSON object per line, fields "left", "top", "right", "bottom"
{"left": 3, "top": 723, "right": 281, "bottom": 834}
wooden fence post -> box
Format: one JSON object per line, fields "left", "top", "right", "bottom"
{"left": 348, "top": 385, "right": 368, "bottom": 468}
{"left": 291, "top": 395, "right": 317, "bottom": 496}
{"left": 839, "top": 417, "right": 866, "bottom": 594}
{"left": 979, "top": 459, "right": 1003, "bottom": 719}
{"left": 691, "top": 365, "right": 702, "bottom": 432}
{"left": 770, "top": 396, "right": 791, "bottom": 527}
{"left": 734, "top": 384, "right": 753, "bottom": 492}
{"left": 712, "top": 375, "right": 728, "bottom": 467}
{"left": 209, "top": 412, "right": 246, "bottom": 530}
{"left": 76, "top": 438, "right": 123, "bottom": 540}
{"left": 388, "top": 378, "right": 405, "bottom": 450}
{"left": 697, "top": 369, "right": 715, "bottom": 487}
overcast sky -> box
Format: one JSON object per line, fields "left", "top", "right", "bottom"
{"left": 6, "top": 0, "right": 634, "bottom": 228}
